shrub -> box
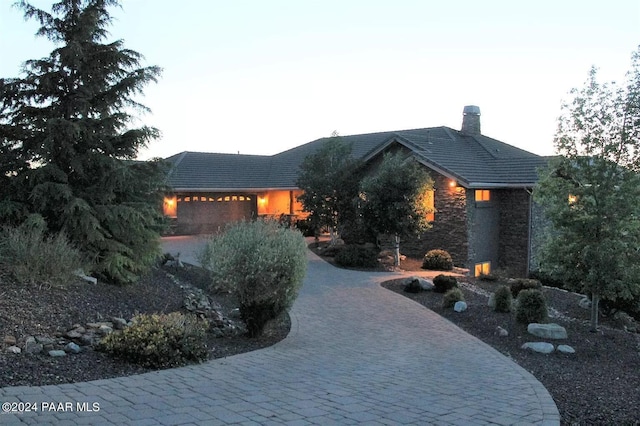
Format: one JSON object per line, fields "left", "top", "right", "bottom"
{"left": 99, "top": 312, "right": 208, "bottom": 368}
{"left": 334, "top": 245, "right": 378, "bottom": 268}
{"left": 0, "top": 217, "right": 85, "bottom": 286}
{"left": 443, "top": 287, "right": 465, "bottom": 308}
{"left": 433, "top": 274, "right": 458, "bottom": 293}
{"left": 199, "top": 219, "right": 307, "bottom": 337}
{"left": 515, "top": 289, "right": 548, "bottom": 324}
{"left": 493, "top": 285, "right": 513, "bottom": 313}
{"left": 510, "top": 278, "right": 542, "bottom": 298}
{"left": 422, "top": 249, "right": 454, "bottom": 271}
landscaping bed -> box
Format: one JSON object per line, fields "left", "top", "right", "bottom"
{"left": 382, "top": 275, "right": 640, "bottom": 425}
{"left": 0, "top": 264, "right": 290, "bottom": 387}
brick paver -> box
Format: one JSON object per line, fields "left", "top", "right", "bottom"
{"left": 0, "top": 240, "right": 560, "bottom": 425}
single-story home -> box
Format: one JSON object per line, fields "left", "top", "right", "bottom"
{"left": 164, "top": 106, "right": 548, "bottom": 277}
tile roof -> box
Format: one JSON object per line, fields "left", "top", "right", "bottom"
{"left": 166, "top": 126, "right": 547, "bottom": 191}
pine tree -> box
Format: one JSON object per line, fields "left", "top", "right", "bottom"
{"left": 0, "top": 0, "right": 166, "bottom": 284}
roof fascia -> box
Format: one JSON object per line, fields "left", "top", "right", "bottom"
{"left": 169, "top": 187, "right": 300, "bottom": 192}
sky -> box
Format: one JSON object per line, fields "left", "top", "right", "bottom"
{"left": 1, "top": 1, "right": 639, "bottom": 160}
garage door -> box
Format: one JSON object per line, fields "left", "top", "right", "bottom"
{"left": 176, "top": 194, "right": 257, "bottom": 234}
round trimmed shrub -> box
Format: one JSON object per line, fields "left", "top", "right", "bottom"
{"left": 433, "top": 274, "right": 458, "bottom": 293}
{"left": 515, "top": 289, "right": 548, "bottom": 324}
{"left": 493, "top": 285, "right": 513, "bottom": 313}
{"left": 198, "top": 219, "right": 307, "bottom": 337}
{"left": 334, "top": 245, "right": 379, "bottom": 268}
{"left": 422, "top": 249, "right": 454, "bottom": 271}
{"left": 443, "top": 287, "right": 465, "bottom": 308}
{"left": 509, "top": 278, "right": 542, "bottom": 298}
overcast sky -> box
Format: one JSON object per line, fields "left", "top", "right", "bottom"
{"left": 1, "top": 1, "right": 639, "bottom": 160}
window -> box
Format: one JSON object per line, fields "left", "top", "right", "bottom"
{"left": 474, "top": 262, "right": 491, "bottom": 277}
{"left": 475, "top": 189, "right": 490, "bottom": 202}
{"left": 163, "top": 196, "right": 177, "bottom": 218}
{"left": 425, "top": 190, "right": 435, "bottom": 222}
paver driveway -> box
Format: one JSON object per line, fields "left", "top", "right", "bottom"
{"left": 0, "top": 243, "right": 559, "bottom": 425}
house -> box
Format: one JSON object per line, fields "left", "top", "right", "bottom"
{"left": 164, "top": 106, "right": 548, "bottom": 277}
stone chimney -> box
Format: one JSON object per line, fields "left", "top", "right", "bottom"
{"left": 461, "top": 105, "right": 481, "bottom": 135}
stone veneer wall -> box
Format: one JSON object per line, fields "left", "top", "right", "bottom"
{"left": 497, "top": 189, "right": 532, "bottom": 277}
{"left": 401, "top": 173, "right": 469, "bottom": 267}
{"left": 528, "top": 200, "right": 552, "bottom": 273}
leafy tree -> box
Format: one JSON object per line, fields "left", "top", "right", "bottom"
{"left": 360, "top": 151, "right": 434, "bottom": 266}
{"left": 296, "top": 132, "right": 362, "bottom": 243}
{"left": 0, "top": 0, "right": 166, "bottom": 284}
{"left": 535, "top": 46, "right": 640, "bottom": 331}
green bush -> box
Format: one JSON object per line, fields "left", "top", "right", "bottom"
{"left": 493, "top": 285, "right": 513, "bottom": 313}
{"left": 99, "top": 312, "right": 208, "bottom": 368}
{"left": 443, "top": 287, "right": 465, "bottom": 308}
{"left": 199, "top": 219, "right": 307, "bottom": 337}
{"left": 515, "top": 289, "right": 548, "bottom": 324}
{"left": 334, "top": 245, "right": 379, "bottom": 268}
{"left": 422, "top": 249, "right": 454, "bottom": 271}
{"left": 510, "top": 278, "right": 542, "bottom": 298}
{"left": 0, "top": 217, "right": 85, "bottom": 286}
{"left": 433, "top": 274, "right": 458, "bottom": 293}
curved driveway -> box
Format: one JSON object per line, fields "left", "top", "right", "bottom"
{"left": 1, "top": 244, "right": 559, "bottom": 425}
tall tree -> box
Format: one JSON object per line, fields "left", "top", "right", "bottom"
{"left": 0, "top": 0, "right": 166, "bottom": 284}
{"left": 296, "top": 132, "right": 362, "bottom": 243}
{"left": 360, "top": 151, "right": 434, "bottom": 266}
{"left": 535, "top": 46, "right": 640, "bottom": 331}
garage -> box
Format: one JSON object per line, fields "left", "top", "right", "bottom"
{"left": 173, "top": 193, "right": 257, "bottom": 234}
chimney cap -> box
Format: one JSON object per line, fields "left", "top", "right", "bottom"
{"left": 463, "top": 105, "right": 480, "bottom": 115}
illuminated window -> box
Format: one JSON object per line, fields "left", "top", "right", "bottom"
{"left": 184, "top": 196, "right": 191, "bottom": 202}
{"left": 475, "top": 189, "right": 490, "bottom": 202}
{"left": 163, "top": 196, "right": 177, "bottom": 218}
{"left": 224, "top": 196, "right": 230, "bottom": 201}
{"left": 425, "top": 190, "right": 435, "bottom": 222}
{"left": 474, "top": 262, "right": 491, "bottom": 277}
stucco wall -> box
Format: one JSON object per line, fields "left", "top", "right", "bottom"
{"left": 467, "top": 189, "right": 500, "bottom": 273}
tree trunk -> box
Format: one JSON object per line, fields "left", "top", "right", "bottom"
{"left": 590, "top": 293, "right": 600, "bottom": 332}
{"left": 328, "top": 227, "right": 338, "bottom": 246}
{"left": 394, "top": 234, "right": 401, "bottom": 267}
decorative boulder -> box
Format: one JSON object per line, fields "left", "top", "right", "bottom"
{"left": 24, "top": 336, "right": 43, "bottom": 354}
{"left": 495, "top": 326, "right": 509, "bottom": 337}
{"left": 65, "top": 342, "right": 81, "bottom": 354}
{"left": 6, "top": 346, "right": 21, "bottom": 354}
{"left": 527, "top": 323, "right": 568, "bottom": 340}
{"left": 521, "top": 342, "right": 555, "bottom": 354}
{"left": 454, "top": 301, "right": 468, "bottom": 312}
{"left": 578, "top": 297, "right": 591, "bottom": 310}
{"left": 48, "top": 350, "right": 66, "bottom": 357}
{"left": 557, "top": 345, "right": 576, "bottom": 354}
{"left": 403, "top": 277, "right": 434, "bottom": 293}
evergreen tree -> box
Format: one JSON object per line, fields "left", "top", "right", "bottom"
{"left": 535, "top": 46, "right": 640, "bottom": 330}
{"left": 0, "top": 0, "right": 166, "bottom": 284}
{"left": 360, "top": 152, "right": 434, "bottom": 266}
{"left": 296, "top": 133, "right": 362, "bottom": 243}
